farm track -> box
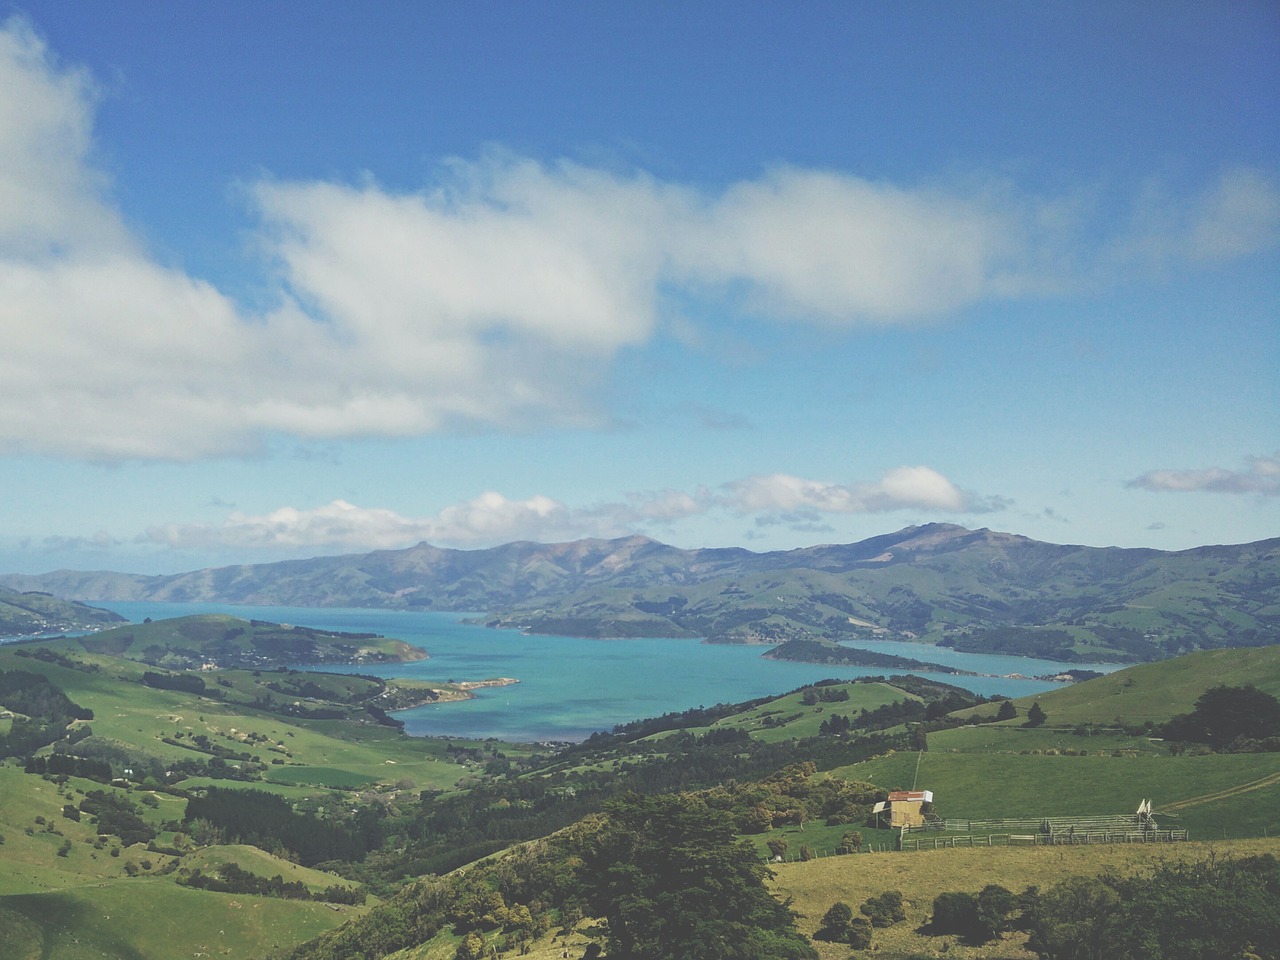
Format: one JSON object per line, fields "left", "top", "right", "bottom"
{"left": 1160, "top": 769, "right": 1280, "bottom": 812}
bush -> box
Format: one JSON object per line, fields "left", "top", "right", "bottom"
{"left": 861, "top": 889, "right": 906, "bottom": 927}
{"left": 815, "top": 902, "right": 854, "bottom": 942}
{"left": 847, "top": 915, "right": 873, "bottom": 949}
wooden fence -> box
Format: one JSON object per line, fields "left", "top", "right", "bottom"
{"left": 900, "top": 829, "right": 1188, "bottom": 851}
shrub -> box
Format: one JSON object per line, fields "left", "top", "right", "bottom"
{"left": 861, "top": 890, "right": 906, "bottom": 927}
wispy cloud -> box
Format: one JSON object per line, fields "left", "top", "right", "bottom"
{"left": 142, "top": 466, "right": 1004, "bottom": 552}
{"left": 1, "top": 20, "right": 1275, "bottom": 463}
{"left": 1128, "top": 454, "right": 1280, "bottom": 496}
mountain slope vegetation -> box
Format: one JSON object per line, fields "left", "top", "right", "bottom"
{"left": 4, "top": 524, "right": 1278, "bottom": 663}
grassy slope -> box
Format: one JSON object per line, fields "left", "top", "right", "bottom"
{"left": 708, "top": 681, "right": 917, "bottom": 743}
{"left": 0, "top": 645, "right": 473, "bottom": 794}
{"left": 1, "top": 881, "right": 357, "bottom": 960}
{"left": 181, "top": 844, "right": 363, "bottom": 896}
{"left": 771, "top": 837, "right": 1280, "bottom": 960}
{"left": 953, "top": 645, "right": 1280, "bottom": 728}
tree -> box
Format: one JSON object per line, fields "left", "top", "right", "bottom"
{"left": 584, "top": 794, "right": 817, "bottom": 960}
{"left": 454, "top": 932, "right": 487, "bottom": 960}
{"left": 1025, "top": 876, "right": 1121, "bottom": 960}
{"left": 815, "top": 902, "right": 854, "bottom": 942}
{"left": 1025, "top": 702, "right": 1047, "bottom": 727}
{"left": 911, "top": 725, "right": 929, "bottom": 751}
{"left": 766, "top": 837, "right": 789, "bottom": 861}
{"left": 931, "top": 891, "right": 982, "bottom": 941}
{"left": 996, "top": 700, "right": 1018, "bottom": 721}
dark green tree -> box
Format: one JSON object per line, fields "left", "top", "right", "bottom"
{"left": 931, "top": 891, "right": 982, "bottom": 940}
{"left": 996, "top": 699, "right": 1018, "bottom": 721}
{"left": 975, "top": 884, "right": 1018, "bottom": 941}
{"left": 1163, "top": 685, "right": 1280, "bottom": 748}
{"left": 815, "top": 902, "right": 854, "bottom": 942}
{"left": 1025, "top": 702, "right": 1047, "bottom": 727}
{"left": 584, "top": 794, "right": 817, "bottom": 960}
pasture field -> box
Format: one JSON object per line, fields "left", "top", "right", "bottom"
{"left": 828, "top": 748, "right": 1280, "bottom": 840}
{"left": 0, "top": 879, "right": 358, "bottom": 960}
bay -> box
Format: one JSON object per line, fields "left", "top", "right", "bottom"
{"left": 94, "top": 602, "right": 1118, "bottom": 742}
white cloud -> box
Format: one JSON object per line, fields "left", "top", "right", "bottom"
{"left": 1128, "top": 454, "right": 1280, "bottom": 496}
{"left": 725, "top": 467, "right": 974, "bottom": 515}
{"left": 1111, "top": 168, "right": 1280, "bottom": 267}
{"left": 143, "top": 466, "right": 1000, "bottom": 552}
{"left": 678, "top": 168, "right": 1021, "bottom": 320}
{"left": 1, "top": 21, "right": 1274, "bottom": 463}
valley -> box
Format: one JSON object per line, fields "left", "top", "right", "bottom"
{"left": 2, "top": 611, "right": 1278, "bottom": 958}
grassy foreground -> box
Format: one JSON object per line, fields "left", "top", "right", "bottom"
{"left": 772, "top": 837, "right": 1280, "bottom": 959}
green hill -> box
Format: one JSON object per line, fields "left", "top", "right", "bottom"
{"left": 951, "top": 645, "right": 1280, "bottom": 729}
{"left": 72, "top": 613, "right": 427, "bottom": 669}
{"left": 0, "top": 585, "right": 124, "bottom": 638}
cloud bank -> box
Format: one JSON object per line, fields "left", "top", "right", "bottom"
{"left": 2, "top": 21, "right": 1277, "bottom": 462}
{"left": 143, "top": 466, "right": 1001, "bottom": 552}
{"left": 1129, "top": 454, "right": 1280, "bottom": 496}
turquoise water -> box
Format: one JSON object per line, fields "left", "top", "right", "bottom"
{"left": 95, "top": 602, "right": 1118, "bottom": 742}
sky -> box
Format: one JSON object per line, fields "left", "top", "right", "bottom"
{"left": 0, "top": 1, "right": 1277, "bottom": 576}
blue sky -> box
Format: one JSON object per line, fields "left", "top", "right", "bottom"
{"left": 1, "top": 1, "right": 1277, "bottom": 575}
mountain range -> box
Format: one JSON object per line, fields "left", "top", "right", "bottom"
{"left": 3, "top": 524, "right": 1278, "bottom": 663}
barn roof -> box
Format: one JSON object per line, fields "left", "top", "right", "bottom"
{"left": 886, "top": 790, "right": 933, "bottom": 803}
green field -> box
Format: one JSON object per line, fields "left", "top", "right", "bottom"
{"left": 827, "top": 748, "right": 1280, "bottom": 840}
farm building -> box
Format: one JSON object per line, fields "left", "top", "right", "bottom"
{"left": 873, "top": 789, "right": 933, "bottom": 828}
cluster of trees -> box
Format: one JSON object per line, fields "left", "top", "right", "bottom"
{"left": 179, "top": 862, "right": 365, "bottom": 904}
{"left": 79, "top": 789, "right": 156, "bottom": 846}
{"left": 1162, "top": 684, "right": 1280, "bottom": 750}
{"left": 923, "top": 854, "right": 1280, "bottom": 959}
{"left": 818, "top": 697, "right": 926, "bottom": 736}
{"left": 0, "top": 669, "right": 93, "bottom": 757}
{"left": 584, "top": 794, "right": 817, "bottom": 960}
{"left": 184, "top": 786, "right": 385, "bottom": 867}
{"left": 800, "top": 683, "right": 849, "bottom": 705}
{"left": 25, "top": 752, "right": 111, "bottom": 781}
{"left": 141, "top": 670, "right": 207, "bottom": 694}
{"left": 993, "top": 699, "right": 1048, "bottom": 727}
{"left": 815, "top": 890, "right": 906, "bottom": 947}
{"left": 704, "top": 762, "right": 884, "bottom": 833}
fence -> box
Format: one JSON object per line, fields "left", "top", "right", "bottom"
{"left": 911, "top": 815, "right": 1152, "bottom": 834}
{"left": 900, "top": 829, "right": 1188, "bottom": 851}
